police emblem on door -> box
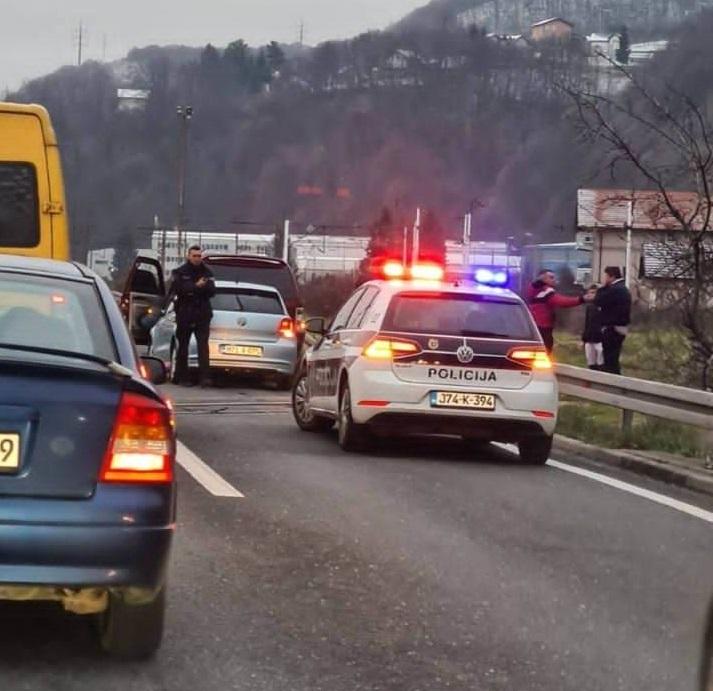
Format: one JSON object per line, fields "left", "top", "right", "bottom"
{"left": 456, "top": 344, "right": 475, "bottom": 364}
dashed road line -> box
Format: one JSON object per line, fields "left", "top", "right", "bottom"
{"left": 176, "top": 441, "right": 245, "bottom": 498}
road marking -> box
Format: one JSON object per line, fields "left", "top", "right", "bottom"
{"left": 496, "top": 444, "right": 713, "bottom": 524}
{"left": 176, "top": 441, "right": 245, "bottom": 498}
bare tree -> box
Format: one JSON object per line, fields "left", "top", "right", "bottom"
{"left": 559, "top": 57, "right": 713, "bottom": 388}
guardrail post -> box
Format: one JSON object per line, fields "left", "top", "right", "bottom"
{"left": 621, "top": 410, "right": 634, "bottom": 445}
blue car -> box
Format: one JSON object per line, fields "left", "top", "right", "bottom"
{"left": 0, "top": 255, "right": 175, "bottom": 658}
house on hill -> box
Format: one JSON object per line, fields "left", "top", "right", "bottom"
{"left": 577, "top": 188, "right": 713, "bottom": 306}
{"left": 530, "top": 17, "right": 575, "bottom": 42}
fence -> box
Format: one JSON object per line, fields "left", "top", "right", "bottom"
{"left": 555, "top": 364, "right": 713, "bottom": 441}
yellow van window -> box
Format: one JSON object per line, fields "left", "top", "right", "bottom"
{"left": 0, "top": 163, "right": 39, "bottom": 248}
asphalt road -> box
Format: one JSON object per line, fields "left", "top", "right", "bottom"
{"left": 1, "top": 379, "right": 712, "bottom": 691}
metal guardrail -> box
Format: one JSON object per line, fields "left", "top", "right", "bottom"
{"left": 555, "top": 364, "right": 713, "bottom": 437}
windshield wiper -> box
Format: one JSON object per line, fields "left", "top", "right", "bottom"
{"left": 0, "top": 343, "right": 133, "bottom": 378}
{"left": 461, "top": 330, "right": 512, "bottom": 339}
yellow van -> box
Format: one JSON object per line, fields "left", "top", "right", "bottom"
{"left": 0, "top": 102, "right": 69, "bottom": 260}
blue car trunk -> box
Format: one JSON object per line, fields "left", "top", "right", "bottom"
{"left": 0, "top": 361, "right": 122, "bottom": 499}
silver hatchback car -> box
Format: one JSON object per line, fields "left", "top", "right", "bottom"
{"left": 149, "top": 281, "right": 299, "bottom": 388}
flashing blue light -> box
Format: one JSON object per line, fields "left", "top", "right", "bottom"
{"left": 474, "top": 267, "right": 509, "bottom": 286}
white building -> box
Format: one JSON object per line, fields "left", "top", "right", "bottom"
{"left": 85, "top": 248, "right": 116, "bottom": 281}
{"left": 117, "top": 89, "right": 150, "bottom": 113}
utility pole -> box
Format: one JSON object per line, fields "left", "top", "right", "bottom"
{"left": 625, "top": 198, "right": 634, "bottom": 289}
{"left": 282, "top": 219, "right": 291, "bottom": 262}
{"left": 156, "top": 214, "right": 166, "bottom": 272}
{"left": 402, "top": 226, "right": 409, "bottom": 265}
{"left": 462, "top": 212, "right": 472, "bottom": 267}
{"left": 299, "top": 20, "right": 305, "bottom": 47}
{"left": 77, "top": 21, "right": 84, "bottom": 66}
{"left": 175, "top": 105, "right": 193, "bottom": 260}
{"left": 102, "top": 34, "right": 108, "bottom": 61}
{"left": 412, "top": 208, "right": 421, "bottom": 262}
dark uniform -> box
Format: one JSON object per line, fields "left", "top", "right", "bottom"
{"left": 595, "top": 278, "right": 632, "bottom": 375}
{"left": 171, "top": 262, "right": 216, "bottom": 384}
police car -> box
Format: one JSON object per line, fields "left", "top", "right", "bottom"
{"left": 292, "top": 261, "right": 558, "bottom": 464}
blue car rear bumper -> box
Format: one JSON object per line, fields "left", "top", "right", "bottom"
{"left": 0, "top": 484, "right": 175, "bottom": 589}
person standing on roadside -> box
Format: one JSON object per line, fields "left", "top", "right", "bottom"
{"left": 171, "top": 245, "right": 216, "bottom": 387}
{"left": 591, "top": 266, "right": 632, "bottom": 375}
{"left": 581, "top": 284, "right": 604, "bottom": 370}
{"left": 527, "top": 269, "right": 584, "bottom": 354}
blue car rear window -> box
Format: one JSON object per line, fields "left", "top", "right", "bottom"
{"left": 0, "top": 272, "right": 115, "bottom": 359}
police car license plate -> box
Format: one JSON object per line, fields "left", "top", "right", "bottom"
{"left": 0, "top": 433, "right": 20, "bottom": 473}
{"left": 221, "top": 345, "right": 263, "bottom": 357}
{"left": 431, "top": 392, "right": 496, "bottom": 410}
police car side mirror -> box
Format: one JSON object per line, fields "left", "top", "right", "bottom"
{"left": 305, "top": 317, "right": 327, "bottom": 336}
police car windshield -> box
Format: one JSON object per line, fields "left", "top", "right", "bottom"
{"left": 211, "top": 288, "right": 284, "bottom": 315}
{"left": 384, "top": 293, "right": 537, "bottom": 340}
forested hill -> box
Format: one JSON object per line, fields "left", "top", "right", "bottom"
{"left": 397, "top": 0, "right": 713, "bottom": 35}
{"left": 8, "top": 1, "right": 713, "bottom": 260}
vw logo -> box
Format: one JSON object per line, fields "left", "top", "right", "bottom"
{"left": 456, "top": 344, "right": 475, "bottom": 364}
{"left": 236, "top": 317, "right": 248, "bottom": 327}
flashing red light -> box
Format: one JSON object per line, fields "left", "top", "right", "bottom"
{"left": 410, "top": 263, "right": 445, "bottom": 281}
{"left": 383, "top": 261, "right": 406, "bottom": 279}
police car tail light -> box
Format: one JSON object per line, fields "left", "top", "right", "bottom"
{"left": 100, "top": 392, "right": 174, "bottom": 484}
{"left": 363, "top": 337, "right": 421, "bottom": 360}
{"left": 278, "top": 317, "right": 296, "bottom": 339}
{"left": 410, "top": 262, "right": 445, "bottom": 281}
{"left": 507, "top": 348, "right": 552, "bottom": 370}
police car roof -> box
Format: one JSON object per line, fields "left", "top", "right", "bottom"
{"left": 364, "top": 279, "right": 523, "bottom": 302}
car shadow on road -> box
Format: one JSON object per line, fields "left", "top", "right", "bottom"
{"left": 354, "top": 434, "right": 524, "bottom": 467}
{"left": 0, "top": 602, "right": 109, "bottom": 665}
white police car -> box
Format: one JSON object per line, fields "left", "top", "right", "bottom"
{"left": 292, "top": 262, "right": 558, "bottom": 464}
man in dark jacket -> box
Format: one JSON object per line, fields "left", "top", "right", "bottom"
{"left": 527, "top": 269, "right": 584, "bottom": 353}
{"left": 593, "top": 266, "right": 632, "bottom": 375}
{"left": 171, "top": 245, "right": 216, "bottom": 386}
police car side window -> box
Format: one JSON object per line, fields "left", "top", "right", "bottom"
{"left": 346, "top": 287, "right": 379, "bottom": 330}
{"left": 330, "top": 289, "right": 365, "bottom": 333}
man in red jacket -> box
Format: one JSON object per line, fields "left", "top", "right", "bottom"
{"left": 526, "top": 270, "right": 584, "bottom": 353}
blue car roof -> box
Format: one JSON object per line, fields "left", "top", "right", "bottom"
{"left": 0, "top": 254, "right": 87, "bottom": 279}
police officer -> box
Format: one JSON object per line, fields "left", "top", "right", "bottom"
{"left": 171, "top": 245, "right": 216, "bottom": 387}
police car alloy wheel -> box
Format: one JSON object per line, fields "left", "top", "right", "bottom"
{"left": 292, "top": 372, "right": 333, "bottom": 432}
{"left": 338, "top": 382, "right": 371, "bottom": 452}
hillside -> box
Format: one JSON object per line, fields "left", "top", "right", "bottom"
{"left": 397, "top": 0, "right": 713, "bottom": 35}
{"left": 8, "top": 3, "right": 713, "bottom": 262}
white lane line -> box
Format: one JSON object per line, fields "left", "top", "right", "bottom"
{"left": 496, "top": 444, "right": 713, "bottom": 524}
{"left": 176, "top": 441, "right": 245, "bottom": 498}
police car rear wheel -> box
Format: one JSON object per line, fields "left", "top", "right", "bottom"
{"left": 293, "top": 373, "right": 333, "bottom": 432}
{"left": 518, "top": 436, "right": 552, "bottom": 465}
{"left": 338, "top": 382, "right": 370, "bottom": 452}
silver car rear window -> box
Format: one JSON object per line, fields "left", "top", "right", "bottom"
{"left": 211, "top": 288, "right": 284, "bottom": 315}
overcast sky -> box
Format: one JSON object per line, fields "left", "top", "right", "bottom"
{"left": 1, "top": 0, "right": 427, "bottom": 92}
